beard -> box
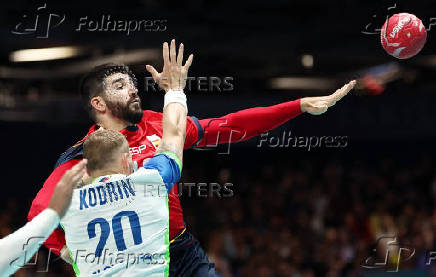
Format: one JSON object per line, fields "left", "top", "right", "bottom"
{"left": 105, "top": 97, "right": 143, "bottom": 124}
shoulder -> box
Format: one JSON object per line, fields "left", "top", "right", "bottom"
{"left": 143, "top": 109, "right": 198, "bottom": 127}
{"left": 54, "top": 140, "right": 85, "bottom": 169}
{"left": 143, "top": 152, "right": 181, "bottom": 184}
{"left": 129, "top": 167, "right": 163, "bottom": 183}
{"left": 54, "top": 125, "right": 99, "bottom": 169}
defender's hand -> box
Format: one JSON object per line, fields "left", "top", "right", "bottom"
{"left": 146, "top": 39, "right": 194, "bottom": 92}
{"left": 48, "top": 159, "right": 87, "bottom": 218}
{"left": 300, "top": 80, "right": 356, "bottom": 115}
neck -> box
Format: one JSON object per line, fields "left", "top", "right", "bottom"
{"left": 97, "top": 114, "right": 130, "bottom": 132}
{"left": 91, "top": 169, "right": 124, "bottom": 181}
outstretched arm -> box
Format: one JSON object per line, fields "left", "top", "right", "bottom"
{"left": 145, "top": 40, "right": 356, "bottom": 148}
{"left": 194, "top": 80, "right": 356, "bottom": 147}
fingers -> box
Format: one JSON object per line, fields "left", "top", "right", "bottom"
{"left": 184, "top": 54, "right": 194, "bottom": 70}
{"left": 163, "top": 39, "right": 192, "bottom": 68}
{"left": 146, "top": 65, "right": 160, "bottom": 81}
{"left": 71, "top": 159, "right": 87, "bottom": 174}
{"left": 177, "top": 43, "right": 184, "bottom": 66}
{"left": 163, "top": 42, "right": 170, "bottom": 65}
{"left": 170, "top": 39, "right": 176, "bottom": 64}
{"left": 327, "top": 80, "right": 356, "bottom": 105}
{"left": 72, "top": 167, "right": 87, "bottom": 184}
{"left": 64, "top": 159, "right": 87, "bottom": 184}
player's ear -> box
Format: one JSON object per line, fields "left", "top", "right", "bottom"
{"left": 90, "top": 96, "right": 106, "bottom": 113}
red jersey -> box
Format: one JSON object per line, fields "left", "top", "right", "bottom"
{"left": 28, "top": 99, "right": 302, "bottom": 256}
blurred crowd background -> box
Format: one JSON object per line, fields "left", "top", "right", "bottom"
{"left": 2, "top": 146, "right": 436, "bottom": 276}
{"left": 1, "top": 0, "right": 436, "bottom": 276}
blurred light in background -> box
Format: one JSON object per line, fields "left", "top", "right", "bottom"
{"left": 2, "top": 49, "right": 159, "bottom": 78}
{"left": 9, "top": 46, "right": 82, "bottom": 62}
{"left": 270, "top": 77, "right": 335, "bottom": 90}
{"left": 301, "top": 54, "right": 314, "bottom": 69}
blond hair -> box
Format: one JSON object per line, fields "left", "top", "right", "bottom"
{"left": 83, "top": 129, "right": 129, "bottom": 172}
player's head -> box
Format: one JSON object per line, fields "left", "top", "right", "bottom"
{"left": 80, "top": 63, "right": 143, "bottom": 124}
{"left": 83, "top": 129, "right": 133, "bottom": 177}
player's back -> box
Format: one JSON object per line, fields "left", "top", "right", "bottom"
{"left": 61, "top": 168, "right": 170, "bottom": 276}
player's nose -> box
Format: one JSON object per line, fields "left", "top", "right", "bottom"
{"left": 129, "top": 87, "right": 138, "bottom": 97}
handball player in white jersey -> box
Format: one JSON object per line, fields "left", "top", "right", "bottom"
{"left": 61, "top": 46, "right": 190, "bottom": 276}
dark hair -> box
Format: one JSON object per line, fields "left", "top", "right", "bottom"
{"left": 79, "top": 63, "right": 138, "bottom": 122}
{"left": 83, "top": 129, "right": 129, "bottom": 173}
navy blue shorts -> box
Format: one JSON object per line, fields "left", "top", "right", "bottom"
{"left": 169, "top": 230, "right": 221, "bottom": 277}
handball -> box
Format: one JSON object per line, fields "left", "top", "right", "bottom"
{"left": 380, "top": 13, "right": 427, "bottom": 59}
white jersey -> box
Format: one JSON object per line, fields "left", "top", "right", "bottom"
{"left": 61, "top": 152, "right": 181, "bottom": 277}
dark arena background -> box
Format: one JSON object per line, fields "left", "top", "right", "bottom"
{"left": 1, "top": 0, "right": 436, "bottom": 276}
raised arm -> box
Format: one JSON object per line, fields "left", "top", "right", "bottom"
{"left": 149, "top": 39, "right": 193, "bottom": 163}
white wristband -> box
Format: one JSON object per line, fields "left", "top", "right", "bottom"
{"left": 164, "top": 90, "right": 187, "bottom": 113}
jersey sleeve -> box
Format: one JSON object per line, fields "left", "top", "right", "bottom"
{"left": 141, "top": 110, "right": 201, "bottom": 149}
{"left": 184, "top": 116, "right": 203, "bottom": 149}
{"left": 0, "top": 209, "right": 60, "bottom": 276}
{"left": 143, "top": 152, "right": 182, "bottom": 191}
{"left": 195, "top": 100, "right": 302, "bottom": 147}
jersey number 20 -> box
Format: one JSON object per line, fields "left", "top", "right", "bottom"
{"left": 87, "top": 211, "right": 143, "bottom": 257}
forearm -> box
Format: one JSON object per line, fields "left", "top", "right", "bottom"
{"left": 0, "top": 209, "right": 60, "bottom": 276}
{"left": 196, "top": 99, "right": 302, "bottom": 147}
{"left": 158, "top": 91, "right": 188, "bottom": 161}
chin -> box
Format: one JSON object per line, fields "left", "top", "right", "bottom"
{"left": 130, "top": 104, "right": 142, "bottom": 113}
{"left": 127, "top": 110, "right": 143, "bottom": 124}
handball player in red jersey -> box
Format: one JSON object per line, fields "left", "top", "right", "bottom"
{"left": 28, "top": 39, "right": 356, "bottom": 276}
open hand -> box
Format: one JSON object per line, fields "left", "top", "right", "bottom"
{"left": 146, "top": 39, "right": 194, "bottom": 92}
{"left": 300, "top": 80, "right": 356, "bottom": 115}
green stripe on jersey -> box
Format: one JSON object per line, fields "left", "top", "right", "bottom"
{"left": 60, "top": 223, "right": 81, "bottom": 276}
